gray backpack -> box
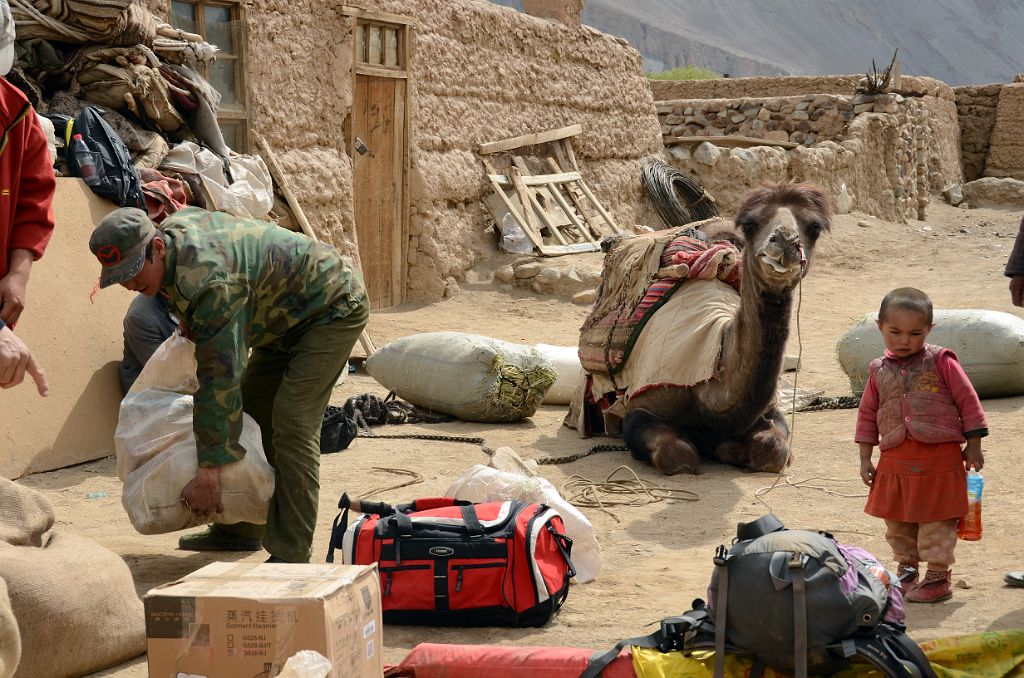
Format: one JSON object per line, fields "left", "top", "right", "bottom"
{"left": 708, "top": 514, "right": 892, "bottom": 676}
{"left": 582, "top": 515, "right": 935, "bottom": 678}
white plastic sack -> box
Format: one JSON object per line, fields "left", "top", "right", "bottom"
{"left": 446, "top": 464, "right": 602, "bottom": 583}
{"left": 160, "top": 141, "right": 273, "bottom": 219}
{"left": 115, "top": 334, "right": 275, "bottom": 535}
{"left": 278, "top": 650, "right": 332, "bottom": 678}
{"left": 365, "top": 332, "right": 557, "bottom": 422}
{"left": 836, "top": 310, "right": 1024, "bottom": 398}
{"left": 534, "top": 343, "right": 583, "bottom": 405}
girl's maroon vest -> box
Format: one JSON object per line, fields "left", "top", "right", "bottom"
{"left": 870, "top": 345, "right": 964, "bottom": 450}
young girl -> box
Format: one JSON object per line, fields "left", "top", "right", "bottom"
{"left": 856, "top": 287, "right": 988, "bottom": 603}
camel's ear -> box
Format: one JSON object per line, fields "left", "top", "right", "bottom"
{"left": 796, "top": 184, "right": 833, "bottom": 230}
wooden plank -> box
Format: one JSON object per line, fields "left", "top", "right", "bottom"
{"left": 478, "top": 124, "right": 583, "bottom": 155}
{"left": 543, "top": 178, "right": 597, "bottom": 243}
{"left": 400, "top": 22, "right": 413, "bottom": 306}
{"left": 341, "top": 5, "right": 416, "bottom": 25}
{"left": 253, "top": 131, "right": 320, "bottom": 242}
{"left": 508, "top": 165, "right": 544, "bottom": 242}
{"left": 546, "top": 157, "right": 602, "bottom": 239}
{"left": 392, "top": 78, "right": 406, "bottom": 305}
{"left": 562, "top": 137, "right": 579, "bottom": 171}
{"left": 538, "top": 242, "right": 600, "bottom": 256}
{"left": 575, "top": 177, "right": 625, "bottom": 235}
{"left": 480, "top": 157, "right": 544, "bottom": 250}
{"left": 511, "top": 158, "right": 569, "bottom": 246}
{"left": 355, "top": 63, "right": 408, "bottom": 79}
{"left": 486, "top": 171, "right": 583, "bottom": 186}
{"left": 663, "top": 135, "right": 799, "bottom": 149}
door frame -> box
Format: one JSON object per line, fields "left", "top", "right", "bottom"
{"left": 343, "top": 5, "right": 414, "bottom": 308}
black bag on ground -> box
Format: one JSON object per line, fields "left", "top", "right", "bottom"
{"left": 582, "top": 514, "right": 936, "bottom": 678}
{"left": 58, "top": 107, "right": 145, "bottom": 209}
{"left": 320, "top": 405, "right": 357, "bottom": 453}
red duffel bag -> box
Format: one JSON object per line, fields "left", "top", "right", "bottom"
{"left": 327, "top": 494, "right": 575, "bottom": 627}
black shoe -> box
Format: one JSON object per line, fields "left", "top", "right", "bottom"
{"left": 178, "top": 526, "right": 262, "bottom": 552}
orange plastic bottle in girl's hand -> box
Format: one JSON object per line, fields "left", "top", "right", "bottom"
{"left": 958, "top": 467, "right": 984, "bottom": 541}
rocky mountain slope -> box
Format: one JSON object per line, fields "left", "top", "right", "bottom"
{"left": 488, "top": 0, "right": 1024, "bottom": 85}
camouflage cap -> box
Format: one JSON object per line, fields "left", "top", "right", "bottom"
{"left": 89, "top": 207, "right": 157, "bottom": 288}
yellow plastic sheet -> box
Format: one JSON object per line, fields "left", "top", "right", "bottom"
{"left": 632, "top": 630, "right": 1024, "bottom": 678}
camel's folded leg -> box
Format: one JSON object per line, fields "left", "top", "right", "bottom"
{"left": 623, "top": 408, "right": 701, "bottom": 475}
{"left": 713, "top": 407, "right": 791, "bottom": 472}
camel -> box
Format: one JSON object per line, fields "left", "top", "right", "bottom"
{"left": 622, "top": 183, "right": 831, "bottom": 475}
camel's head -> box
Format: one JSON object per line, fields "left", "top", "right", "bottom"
{"left": 734, "top": 183, "right": 831, "bottom": 286}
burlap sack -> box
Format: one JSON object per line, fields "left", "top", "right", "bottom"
{"left": 0, "top": 579, "right": 19, "bottom": 678}
{"left": 0, "top": 478, "right": 146, "bottom": 678}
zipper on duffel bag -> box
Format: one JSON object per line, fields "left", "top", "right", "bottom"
{"left": 453, "top": 562, "right": 506, "bottom": 593}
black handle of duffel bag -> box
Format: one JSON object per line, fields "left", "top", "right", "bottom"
{"left": 327, "top": 492, "right": 397, "bottom": 563}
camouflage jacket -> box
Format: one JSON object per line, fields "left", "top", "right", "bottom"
{"left": 160, "top": 208, "right": 365, "bottom": 467}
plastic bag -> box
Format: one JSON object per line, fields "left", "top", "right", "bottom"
{"left": 115, "top": 334, "right": 275, "bottom": 534}
{"left": 278, "top": 650, "right": 332, "bottom": 678}
{"left": 500, "top": 213, "right": 533, "bottom": 254}
{"left": 447, "top": 463, "right": 602, "bottom": 583}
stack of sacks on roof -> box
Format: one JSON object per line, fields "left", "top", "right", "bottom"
{"left": 8, "top": 0, "right": 273, "bottom": 222}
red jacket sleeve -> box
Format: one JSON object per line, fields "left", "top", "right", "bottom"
{"left": 854, "top": 365, "right": 881, "bottom": 445}
{"left": 936, "top": 350, "right": 989, "bottom": 436}
{"left": 7, "top": 112, "right": 55, "bottom": 260}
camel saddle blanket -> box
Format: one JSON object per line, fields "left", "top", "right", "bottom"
{"left": 567, "top": 278, "right": 740, "bottom": 435}
{"left": 578, "top": 221, "right": 738, "bottom": 377}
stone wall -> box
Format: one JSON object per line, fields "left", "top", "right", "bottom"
{"left": 656, "top": 94, "right": 856, "bottom": 147}
{"left": 982, "top": 83, "right": 1024, "bottom": 181}
{"left": 666, "top": 96, "right": 951, "bottom": 223}
{"left": 648, "top": 74, "right": 951, "bottom": 102}
{"left": 652, "top": 75, "right": 963, "bottom": 222}
{"left": 144, "top": 0, "right": 663, "bottom": 302}
{"left": 955, "top": 84, "right": 1002, "bottom": 181}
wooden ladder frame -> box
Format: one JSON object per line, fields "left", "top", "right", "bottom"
{"left": 478, "top": 124, "right": 625, "bottom": 256}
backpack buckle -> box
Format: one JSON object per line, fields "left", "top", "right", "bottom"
{"left": 787, "top": 553, "right": 807, "bottom": 570}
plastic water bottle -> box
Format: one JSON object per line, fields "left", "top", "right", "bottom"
{"left": 71, "top": 133, "right": 101, "bottom": 188}
{"left": 500, "top": 213, "right": 533, "bottom": 254}
{"left": 958, "top": 467, "right": 984, "bottom": 541}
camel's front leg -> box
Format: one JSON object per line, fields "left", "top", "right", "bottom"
{"left": 623, "top": 408, "right": 701, "bottom": 475}
{"left": 713, "top": 407, "right": 791, "bottom": 472}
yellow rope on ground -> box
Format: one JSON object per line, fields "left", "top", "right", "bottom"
{"left": 359, "top": 467, "right": 424, "bottom": 498}
{"left": 563, "top": 465, "right": 699, "bottom": 523}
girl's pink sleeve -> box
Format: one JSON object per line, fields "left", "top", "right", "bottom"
{"left": 937, "top": 350, "right": 989, "bottom": 434}
{"left": 855, "top": 367, "right": 880, "bottom": 444}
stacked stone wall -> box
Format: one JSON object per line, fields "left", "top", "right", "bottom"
{"left": 649, "top": 74, "right": 951, "bottom": 101}
{"left": 667, "top": 97, "right": 945, "bottom": 223}
{"left": 656, "top": 94, "right": 856, "bottom": 147}
{"left": 955, "top": 84, "right": 1002, "bottom": 181}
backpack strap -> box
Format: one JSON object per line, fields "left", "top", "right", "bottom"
{"left": 579, "top": 607, "right": 712, "bottom": 678}
{"left": 830, "top": 628, "right": 937, "bottom": 678}
{"left": 789, "top": 553, "right": 809, "bottom": 678}
{"left": 713, "top": 545, "right": 729, "bottom": 678}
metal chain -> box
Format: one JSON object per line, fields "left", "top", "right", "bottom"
{"left": 536, "top": 443, "right": 629, "bottom": 465}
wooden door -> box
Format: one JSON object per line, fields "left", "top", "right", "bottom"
{"left": 351, "top": 13, "right": 411, "bottom": 309}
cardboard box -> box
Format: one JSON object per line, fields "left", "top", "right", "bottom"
{"left": 144, "top": 562, "right": 382, "bottom": 678}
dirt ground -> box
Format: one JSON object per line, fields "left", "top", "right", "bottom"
{"left": 18, "top": 202, "right": 1024, "bottom": 676}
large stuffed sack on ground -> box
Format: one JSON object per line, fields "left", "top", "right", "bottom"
{"left": 837, "top": 310, "right": 1024, "bottom": 397}
{"left": 0, "top": 478, "right": 145, "bottom": 678}
{"left": 116, "top": 334, "right": 275, "bottom": 534}
{"left": 365, "top": 332, "right": 557, "bottom": 422}
{"left": 0, "top": 580, "right": 18, "bottom": 678}
{"left": 534, "top": 343, "right": 583, "bottom": 406}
